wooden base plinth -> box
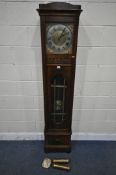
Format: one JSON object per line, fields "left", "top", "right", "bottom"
{"left": 44, "top": 131, "right": 71, "bottom": 153}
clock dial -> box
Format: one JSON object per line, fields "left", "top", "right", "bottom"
{"left": 46, "top": 24, "right": 73, "bottom": 54}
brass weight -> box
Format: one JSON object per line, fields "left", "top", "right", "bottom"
{"left": 52, "top": 159, "right": 70, "bottom": 163}
{"left": 52, "top": 163, "right": 71, "bottom": 171}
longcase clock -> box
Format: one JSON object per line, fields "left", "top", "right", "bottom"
{"left": 37, "top": 2, "right": 82, "bottom": 152}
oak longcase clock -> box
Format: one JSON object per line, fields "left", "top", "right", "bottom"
{"left": 37, "top": 2, "right": 82, "bottom": 152}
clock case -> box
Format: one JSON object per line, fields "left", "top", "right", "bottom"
{"left": 37, "top": 2, "right": 82, "bottom": 152}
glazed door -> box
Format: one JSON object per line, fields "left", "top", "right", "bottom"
{"left": 46, "top": 65, "right": 72, "bottom": 130}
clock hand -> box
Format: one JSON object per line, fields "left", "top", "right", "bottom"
{"left": 58, "top": 27, "right": 66, "bottom": 40}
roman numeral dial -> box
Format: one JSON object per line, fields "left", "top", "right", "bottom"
{"left": 46, "top": 24, "right": 73, "bottom": 54}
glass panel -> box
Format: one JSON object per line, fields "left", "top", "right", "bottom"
{"left": 51, "top": 75, "right": 67, "bottom": 128}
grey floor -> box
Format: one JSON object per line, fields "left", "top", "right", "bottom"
{"left": 0, "top": 141, "right": 116, "bottom": 175}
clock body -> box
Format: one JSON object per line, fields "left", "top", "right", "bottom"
{"left": 37, "top": 2, "right": 82, "bottom": 152}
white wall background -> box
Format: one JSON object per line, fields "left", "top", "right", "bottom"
{"left": 0, "top": 0, "right": 116, "bottom": 140}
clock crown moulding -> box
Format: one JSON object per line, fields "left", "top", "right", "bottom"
{"left": 37, "top": 2, "right": 82, "bottom": 15}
